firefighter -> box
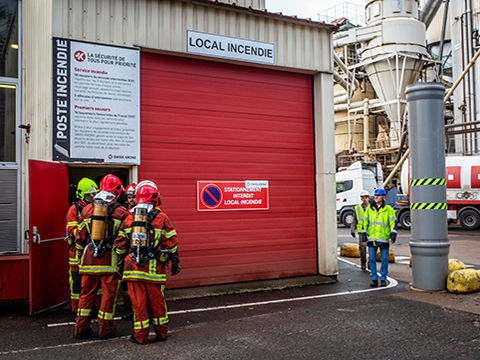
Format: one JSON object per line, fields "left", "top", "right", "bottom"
{"left": 119, "top": 182, "right": 137, "bottom": 318}
{"left": 74, "top": 174, "right": 129, "bottom": 340}
{"left": 65, "top": 177, "right": 98, "bottom": 320}
{"left": 116, "top": 181, "right": 180, "bottom": 344}
{"left": 124, "top": 183, "right": 137, "bottom": 211}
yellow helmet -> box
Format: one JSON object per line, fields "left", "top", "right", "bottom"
{"left": 76, "top": 178, "right": 98, "bottom": 200}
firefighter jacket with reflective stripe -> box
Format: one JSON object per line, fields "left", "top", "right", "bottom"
{"left": 362, "top": 201, "right": 397, "bottom": 248}
{"left": 76, "top": 202, "right": 129, "bottom": 275}
{"left": 352, "top": 204, "right": 367, "bottom": 234}
{"left": 118, "top": 207, "right": 178, "bottom": 284}
{"left": 66, "top": 201, "right": 87, "bottom": 270}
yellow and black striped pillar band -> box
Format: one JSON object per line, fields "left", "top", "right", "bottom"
{"left": 410, "top": 203, "right": 447, "bottom": 210}
{"left": 409, "top": 178, "right": 446, "bottom": 186}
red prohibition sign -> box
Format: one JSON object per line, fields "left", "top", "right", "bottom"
{"left": 74, "top": 51, "right": 86, "bottom": 62}
{"left": 201, "top": 184, "right": 222, "bottom": 208}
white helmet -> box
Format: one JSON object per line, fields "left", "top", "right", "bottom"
{"left": 360, "top": 190, "right": 370, "bottom": 197}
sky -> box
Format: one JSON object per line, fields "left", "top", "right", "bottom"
{"left": 264, "top": 0, "right": 366, "bottom": 24}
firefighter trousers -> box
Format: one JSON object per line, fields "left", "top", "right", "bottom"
{"left": 128, "top": 281, "right": 168, "bottom": 344}
{"left": 76, "top": 273, "right": 120, "bottom": 337}
{"left": 69, "top": 268, "right": 81, "bottom": 312}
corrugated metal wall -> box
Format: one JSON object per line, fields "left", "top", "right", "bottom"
{"left": 140, "top": 52, "right": 317, "bottom": 288}
{"left": 52, "top": 0, "right": 331, "bottom": 72}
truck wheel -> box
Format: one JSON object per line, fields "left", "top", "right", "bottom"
{"left": 342, "top": 211, "right": 354, "bottom": 228}
{"left": 399, "top": 211, "right": 411, "bottom": 230}
{"left": 459, "top": 210, "right": 480, "bottom": 230}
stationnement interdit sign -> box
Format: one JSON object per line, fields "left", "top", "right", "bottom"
{"left": 197, "top": 181, "right": 269, "bottom": 211}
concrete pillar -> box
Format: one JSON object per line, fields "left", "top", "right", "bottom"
{"left": 314, "top": 72, "right": 338, "bottom": 276}
{"left": 406, "top": 82, "right": 449, "bottom": 291}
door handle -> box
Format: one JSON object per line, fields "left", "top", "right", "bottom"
{"left": 32, "top": 226, "right": 41, "bottom": 244}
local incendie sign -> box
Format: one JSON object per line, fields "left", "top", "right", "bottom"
{"left": 197, "top": 181, "right": 269, "bottom": 211}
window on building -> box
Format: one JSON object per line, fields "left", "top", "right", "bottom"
{"left": 405, "top": 0, "right": 413, "bottom": 13}
{"left": 0, "top": 1, "right": 18, "bottom": 78}
{"left": 392, "top": 0, "right": 401, "bottom": 13}
{"left": 0, "top": 84, "right": 15, "bottom": 162}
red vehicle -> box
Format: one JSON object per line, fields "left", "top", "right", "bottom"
{"left": 396, "top": 155, "right": 480, "bottom": 230}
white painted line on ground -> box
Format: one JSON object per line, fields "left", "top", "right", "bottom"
{"left": 0, "top": 332, "right": 161, "bottom": 356}
{"left": 45, "top": 258, "right": 398, "bottom": 326}
{"left": 10, "top": 259, "right": 399, "bottom": 355}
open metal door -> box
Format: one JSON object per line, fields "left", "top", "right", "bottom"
{"left": 29, "top": 160, "right": 69, "bottom": 314}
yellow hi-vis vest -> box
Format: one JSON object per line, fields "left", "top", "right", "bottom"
{"left": 363, "top": 203, "right": 397, "bottom": 245}
{"left": 354, "top": 204, "right": 367, "bottom": 233}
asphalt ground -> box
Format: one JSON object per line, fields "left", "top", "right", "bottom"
{"left": 1, "top": 226, "right": 480, "bottom": 359}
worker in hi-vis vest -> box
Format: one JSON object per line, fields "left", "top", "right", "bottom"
{"left": 350, "top": 190, "right": 370, "bottom": 271}
{"left": 362, "top": 188, "right": 397, "bottom": 288}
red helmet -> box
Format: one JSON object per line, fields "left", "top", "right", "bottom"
{"left": 136, "top": 184, "right": 161, "bottom": 206}
{"left": 100, "top": 174, "right": 124, "bottom": 198}
{"left": 125, "top": 183, "right": 137, "bottom": 195}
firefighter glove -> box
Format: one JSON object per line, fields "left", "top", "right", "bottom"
{"left": 171, "top": 263, "right": 181, "bottom": 276}
{"left": 361, "top": 232, "right": 367, "bottom": 242}
{"left": 117, "top": 253, "right": 126, "bottom": 272}
{"left": 350, "top": 231, "right": 355, "bottom": 238}
{"left": 169, "top": 251, "right": 181, "bottom": 276}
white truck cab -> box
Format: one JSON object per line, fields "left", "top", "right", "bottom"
{"left": 336, "top": 161, "right": 384, "bottom": 227}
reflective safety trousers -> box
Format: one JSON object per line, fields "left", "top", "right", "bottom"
{"left": 362, "top": 203, "right": 397, "bottom": 247}
{"left": 117, "top": 208, "right": 178, "bottom": 284}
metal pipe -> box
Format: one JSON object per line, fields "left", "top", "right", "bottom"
{"left": 334, "top": 98, "right": 381, "bottom": 112}
{"left": 333, "top": 71, "right": 354, "bottom": 93}
{"left": 406, "top": 82, "right": 449, "bottom": 291}
{"left": 444, "top": 47, "right": 480, "bottom": 101}
{"left": 383, "top": 149, "right": 409, "bottom": 187}
{"left": 438, "top": 0, "right": 450, "bottom": 80}
{"left": 363, "top": 98, "right": 369, "bottom": 154}
{"left": 333, "top": 52, "right": 360, "bottom": 90}
{"left": 444, "top": 119, "right": 480, "bottom": 128}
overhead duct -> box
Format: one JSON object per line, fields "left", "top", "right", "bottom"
{"left": 419, "top": 0, "right": 443, "bottom": 29}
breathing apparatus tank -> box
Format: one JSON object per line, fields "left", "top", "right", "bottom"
{"left": 91, "top": 198, "right": 108, "bottom": 257}
{"left": 131, "top": 207, "right": 149, "bottom": 266}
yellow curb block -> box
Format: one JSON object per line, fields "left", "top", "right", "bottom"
{"left": 340, "top": 243, "right": 360, "bottom": 258}
{"left": 448, "top": 259, "right": 467, "bottom": 273}
{"left": 447, "top": 269, "right": 480, "bottom": 294}
{"left": 375, "top": 248, "right": 395, "bottom": 263}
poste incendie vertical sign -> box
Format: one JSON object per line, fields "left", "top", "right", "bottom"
{"left": 53, "top": 38, "right": 140, "bottom": 164}
{"left": 197, "top": 181, "right": 269, "bottom": 211}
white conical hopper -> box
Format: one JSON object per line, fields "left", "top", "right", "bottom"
{"left": 362, "top": 0, "right": 427, "bottom": 146}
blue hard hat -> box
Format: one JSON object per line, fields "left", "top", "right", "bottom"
{"left": 374, "top": 188, "right": 386, "bottom": 196}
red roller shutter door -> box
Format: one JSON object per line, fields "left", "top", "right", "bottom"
{"left": 140, "top": 53, "right": 316, "bottom": 288}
